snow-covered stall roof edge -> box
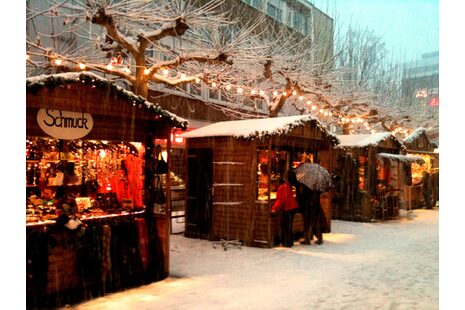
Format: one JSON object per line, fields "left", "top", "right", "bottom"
{"left": 26, "top": 72, "right": 188, "bottom": 129}
{"left": 376, "top": 153, "right": 425, "bottom": 164}
{"left": 336, "top": 132, "right": 402, "bottom": 149}
{"left": 402, "top": 127, "right": 427, "bottom": 145}
{"left": 179, "top": 115, "right": 339, "bottom": 144}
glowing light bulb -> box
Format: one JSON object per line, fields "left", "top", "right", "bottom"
{"left": 324, "top": 111, "right": 329, "bottom": 116}
{"left": 162, "top": 69, "right": 169, "bottom": 75}
{"left": 299, "top": 96, "right": 304, "bottom": 101}
{"left": 273, "top": 91, "right": 278, "bottom": 96}
{"left": 292, "top": 90, "right": 297, "bottom": 96}
{"left": 123, "top": 67, "right": 131, "bottom": 73}
{"left": 107, "top": 64, "right": 113, "bottom": 70}
{"left": 283, "top": 91, "right": 287, "bottom": 96}
{"left": 211, "top": 82, "right": 217, "bottom": 88}
{"left": 311, "top": 105, "right": 317, "bottom": 111}
{"left": 78, "top": 63, "right": 86, "bottom": 70}
{"left": 329, "top": 112, "right": 333, "bottom": 117}
{"left": 259, "top": 90, "right": 264, "bottom": 96}
{"left": 54, "top": 59, "right": 62, "bottom": 65}
{"left": 237, "top": 87, "right": 243, "bottom": 94}
{"left": 144, "top": 68, "right": 150, "bottom": 75}
{"left": 195, "top": 77, "right": 201, "bottom": 83}
{"left": 251, "top": 89, "right": 256, "bottom": 95}
{"left": 180, "top": 73, "right": 186, "bottom": 79}
{"left": 306, "top": 100, "right": 312, "bottom": 105}
{"left": 226, "top": 84, "right": 231, "bottom": 90}
{"left": 319, "top": 109, "right": 324, "bottom": 114}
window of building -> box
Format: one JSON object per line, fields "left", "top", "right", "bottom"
{"left": 267, "top": 3, "right": 283, "bottom": 22}
{"left": 251, "top": 0, "right": 263, "bottom": 9}
{"left": 189, "top": 83, "right": 202, "bottom": 98}
{"left": 209, "top": 87, "right": 219, "bottom": 100}
{"left": 293, "top": 10, "right": 305, "bottom": 32}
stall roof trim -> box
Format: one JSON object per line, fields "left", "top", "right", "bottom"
{"left": 336, "top": 132, "right": 400, "bottom": 148}
{"left": 403, "top": 127, "right": 427, "bottom": 145}
{"left": 26, "top": 72, "right": 188, "bottom": 129}
{"left": 179, "top": 115, "right": 339, "bottom": 143}
{"left": 377, "top": 153, "right": 425, "bottom": 164}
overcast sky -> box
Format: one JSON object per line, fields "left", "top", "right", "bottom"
{"left": 311, "top": 0, "right": 439, "bottom": 63}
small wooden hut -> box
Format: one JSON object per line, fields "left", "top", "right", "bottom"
{"left": 180, "top": 115, "right": 338, "bottom": 248}
{"left": 331, "top": 133, "right": 406, "bottom": 221}
{"left": 402, "top": 127, "right": 439, "bottom": 209}
{"left": 26, "top": 72, "right": 187, "bottom": 308}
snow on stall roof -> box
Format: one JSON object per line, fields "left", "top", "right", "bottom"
{"left": 377, "top": 153, "right": 425, "bottom": 164}
{"left": 179, "top": 115, "right": 338, "bottom": 142}
{"left": 26, "top": 72, "right": 188, "bottom": 129}
{"left": 336, "top": 132, "right": 395, "bottom": 148}
{"left": 403, "top": 127, "right": 427, "bottom": 144}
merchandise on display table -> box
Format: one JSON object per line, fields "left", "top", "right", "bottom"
{"left": 26, "top": 137, "right": 146, "bottom": 225}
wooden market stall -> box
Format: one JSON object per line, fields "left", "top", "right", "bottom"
{"left": 402, "top": 127, "right": 439, "bottom": 209}
{"left": 179, "top": 115, "right": 339, "bottom": 248}
{"left": 331, "top": 133, "right": 406, "bottom": 222}
{"left": 26, "top": 72, "right": 187, "bottom": 308}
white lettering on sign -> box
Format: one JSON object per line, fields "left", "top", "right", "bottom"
{"left": 37, "top": 109, "right": 93, "bottom": 140}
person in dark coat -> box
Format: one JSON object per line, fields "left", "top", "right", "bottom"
{"left": 271, "top": 176, "right": 299, "bottom": 247}
{"left": 295, "top": 183, "right": 324, "bottom": 245}
{"left": 308, "top": 190, "right": 324, "bottom": 244}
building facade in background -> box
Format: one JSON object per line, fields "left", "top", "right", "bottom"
{"left": 168, "top": 0, "right": 334, "bottom": 117}
{"left": 402, "top": 51, "right": 439, "bottom": 108}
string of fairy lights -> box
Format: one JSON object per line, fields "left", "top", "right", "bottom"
{"left": 26, "top": 52, "right": 413, "bottom": 137}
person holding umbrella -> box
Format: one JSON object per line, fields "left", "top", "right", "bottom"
{"left": 271, "top": 173, "right": 299, "bottom": 247}
{"left": 294, "top": 161, "right": 332, "bottom": 245}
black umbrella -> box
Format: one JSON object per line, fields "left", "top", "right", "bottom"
{"left": 294, "top": 163, "right": 332, "bottom": 192}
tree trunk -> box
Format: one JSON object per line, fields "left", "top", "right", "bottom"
{"left": 133, "top": 59, "right": 149, "bottom": 98}
{"left": 134, "top": 80, "right": 148, "bottom": 98}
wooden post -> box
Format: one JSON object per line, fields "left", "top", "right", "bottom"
{"left": 267, "top": 137, "right": 272, "bottom": 246}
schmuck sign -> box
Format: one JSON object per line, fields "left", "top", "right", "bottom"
{"left": 37, "top": 108, "right": 93, "bottom": 140}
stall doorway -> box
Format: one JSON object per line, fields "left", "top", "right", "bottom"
{"left": 185, "top": 148, "right": 213, "bottom": 239}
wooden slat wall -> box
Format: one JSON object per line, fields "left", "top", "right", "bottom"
{"left": 211, "top": 138, "right": 255, "bottom": 243}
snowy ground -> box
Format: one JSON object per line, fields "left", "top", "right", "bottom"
{"left": 70, "top": 209, "right": 438, "bottom": 310}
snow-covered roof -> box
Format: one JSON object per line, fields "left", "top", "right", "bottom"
{"left": 336, "top": 132, "right": 399, "bottom": 148}
{"left": 403, "top": 127, "right": 427, "bottom": 145}
{"left": 179, "top": 115, "right": 339, "bottom": 143}
{"left": 377, "top": 153, "right": 425, "bottom": 164}
{"left": 26, "top": 72, "right": 188, "bottom": 129}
